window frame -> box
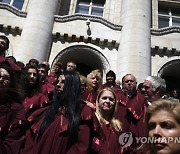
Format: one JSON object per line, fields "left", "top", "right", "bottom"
{"left": 158, "top": 2, "right": 180, "bottom": 28}
{"left": 0, "top": 0, "right": 24, "bottom": 10}
{"left": 75, "top": 0, "right": 105, "bottom": 17}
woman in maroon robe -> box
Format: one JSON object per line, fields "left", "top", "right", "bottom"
{"left": 20, "top": 65, "right": 50, "bottom": 116}
{"left": 0, "top": 64, "right": 26, "bottom": 154}
{"left": 90, "top": 87, "right": 123, "bottom": 154}
{"left": 20, "top": 71, "right": 92, "bottom": 154}
{"left": 82, "top": 69, "right": 102, "bottom": 110}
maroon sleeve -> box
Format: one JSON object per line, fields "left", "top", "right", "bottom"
{"left": 0, "top": 103, "right": 26, "bottom": 154}
{"left": 0, "top": 57, "right": 21, "bottom": 71}
{"left": 67, "top": 123, "right": 90, "bottom": 154}
{"left": 0, "top": 128, "right": 25, "bottom": 154}
{"left": 66, "top": 105, "right": 92, "bottom": 154}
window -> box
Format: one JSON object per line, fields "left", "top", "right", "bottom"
{"left": 0, "top": 0, "right": 24, "bottom": 10}
{"left": 75, "top": 0, "right": 105, "bottom": 17}
{"left": 158, "top": 5, "right": 180, "bottom": 28}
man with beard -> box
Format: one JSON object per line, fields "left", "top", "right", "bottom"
{"left": 101, "top": 70, "right": 121, "bottom": 91}
{"left": 115, "top": 74, "right": 146, "bottom": 153}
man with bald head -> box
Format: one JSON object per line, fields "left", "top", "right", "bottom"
{"left": 115, "top": 74, "right": 146, "bottom": 153}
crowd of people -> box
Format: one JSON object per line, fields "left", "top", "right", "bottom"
{"left": 1, "top": 35, "right": 180, "bottom": 154}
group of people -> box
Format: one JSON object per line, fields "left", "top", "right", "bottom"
{"left": 1, "top": 34, "right": 180, "bottom": 154}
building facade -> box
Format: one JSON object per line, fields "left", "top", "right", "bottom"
{"left": 0, "top": 0, "right": 180, "bottom": 90}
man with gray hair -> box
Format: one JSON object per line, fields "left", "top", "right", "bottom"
{"left": 66, "top": 61, "right": 76, "bottom": 72}
{"left": 142, "top": 76, "right": 166, "bottom": 105}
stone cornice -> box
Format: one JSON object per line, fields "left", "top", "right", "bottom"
{"left": 151, "top": 45, "right": 180, "bottom": 56}
{"left": 0, "top": 24, "right": 22, "bottom": 34}
{"left": 151, "top": 26, "right": 180, "bottom": 36}
{"left": 54, "top": 14, "right": 122, "bottom": 31}
{"left": 0, "top": 2, "right": 27, "bottom": 17}
{"left": 53, "top": 32, "right": 119, "bottom": 49}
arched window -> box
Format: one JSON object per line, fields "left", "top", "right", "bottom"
{"left": 0, "top": 0, "right": 24, "bottom": 10}
{"left": 75, "top": 0, "right": 105, "bottom": 17}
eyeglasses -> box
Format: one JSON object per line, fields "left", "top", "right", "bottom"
{"left": 124, "top": 80, "right": 135, "bottom": 83}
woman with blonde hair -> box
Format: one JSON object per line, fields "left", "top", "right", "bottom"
{"left": 145, "top": 99, "right": 180, "bottom": 154}
{"left": 90, "top": 87, "right": 122, "bottom": 154}
{"left": 82, "top": 69, "right": 102, "bottom": 110}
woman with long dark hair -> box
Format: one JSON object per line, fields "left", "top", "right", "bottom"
{"left": 20, "top": 65, "right": 49, "bottom": 116}
{"left": 21, "top": 71, "right": 92, "bottom": 154}
{"left": 0, "top": 63, "right": 26, "bottom": 154}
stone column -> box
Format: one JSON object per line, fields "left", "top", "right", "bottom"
{"left": 117, "top": 0, "right": 151, "bottom": 83}
{"left": 15, "top": 0, "right": 59, "bottom": 63}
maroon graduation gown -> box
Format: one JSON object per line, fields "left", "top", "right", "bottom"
{"left": 0, "top": 102, "right": 26, "bottom": 154}
{"left": 90, "top": 114, "right": 122, "bottom": 154}
{"left": 20, "top": 104, "right": 93, "bottom": 154}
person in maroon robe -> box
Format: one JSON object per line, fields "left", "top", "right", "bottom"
{"left": 0, "top": 35, "right": 9, "bottom": 57}
{"left": 20, "top": 71, "right": 92, "bottom": 154}
{"left": 115, "top": 74, "right": 146, "bottom": 153}
{"left": 142, "top": 76, "right": 166, "bottom": 105}
{"left": 0, "top": 64, "right": 26, "bottom": 154}
{"left": 47, "top": 60, "right": 63, "bottom": 85}
{"left": 101, "top": 70, "right": 121, "bottom": 91}
{"left": 20, "top": 65, "right": 49, "bottom": 116}
{"left": 90, "top": 87, "right": 123, "bottom": 154}
{"left": 82, "top": 69, "right": 102, "bottom": 110}
{"left": 37, "top": 63, "right": 54, "bottom": 99}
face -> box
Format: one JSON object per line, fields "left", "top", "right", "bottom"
{"left": 53, "top": 64, "right": 61, "bottom": 73}
{"left": 148, "top": 110, "right": 180, "bottom": 154}
{"left": 122, "top": 75, "right": 137, "bottom": 92}
{"left": 0, "top": 68, "right": 11, "bottom": 88}
{"left": 29, "top": 60, "right": 38, "bottom": 66}
{"left": 87, "top": 74, "right": 98, "bottom": 88}
{"left": 98, "top": 90, "right": 116, "bottom": 113}
{"left": 0, "top": 38, "right": 8, "bottom": 54}
{"left": 106, "top": 75, "right": 115, "bottom": 84}
{"left": 56, "top": 75, "right": 65, "bottom": 94}
{"left": 66, "top": 62, "right": 76, "bottom": 71}
{"left": 27, "top": 68, "right": 38, "bottom": 85}
{"left": 142, "top": 80, "right": 157, "bottom": 102}
{"left": 38, "top": 67, "right": 47, "bottom": 80}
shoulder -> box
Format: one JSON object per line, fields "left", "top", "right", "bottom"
{"left": 0, "top": 102, "right": 27, "bottom": 132}
{"left": 80, "top": 101, "right": 93, "bottom": 121}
